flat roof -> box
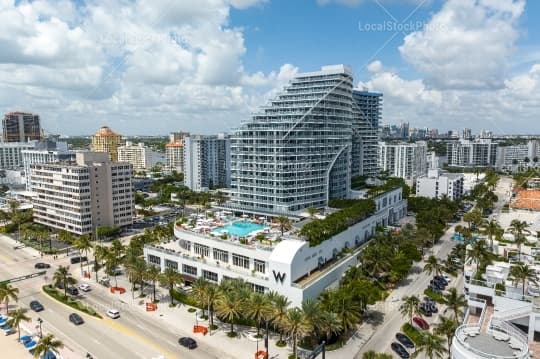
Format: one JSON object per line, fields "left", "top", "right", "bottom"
{"left": 466, "top": 334, "right": 520, "bottom": 357}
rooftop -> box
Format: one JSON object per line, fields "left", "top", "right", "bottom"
{"left": 511, "top": 188, "right": 540, "bottom": 211}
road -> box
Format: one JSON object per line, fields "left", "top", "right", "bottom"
{"left": 0, "top": 235, "right": 222, "bottom": 359}
{"left": 355, "top": 220, "right": 463, "bottom": 357}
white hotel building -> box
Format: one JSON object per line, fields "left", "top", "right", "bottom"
{"left": 144, "top": 187, "right": 406, "bottom": 307}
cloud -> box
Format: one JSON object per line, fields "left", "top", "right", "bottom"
{"left": 367, "top": 60, "right": 383, "bottom": 73}
{"left": 317, "top": 0, "right": 430, "bottom": 7}
{"left": 399, "top": 0, "right": 526, "bottom": 90}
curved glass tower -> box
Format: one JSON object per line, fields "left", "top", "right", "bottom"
{"left": 229, "top": 65, "right": 354, "bottom": 215}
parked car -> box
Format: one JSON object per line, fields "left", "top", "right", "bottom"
{"left": 70, "top": 256, "right": 88, "bottom": 264}
{"left": 79, "top": 283, "right": 91, "bottom": 292}
{"left": 413, "top": 317, "right": 429, "bottom": 330}
{"left": 395, "top": 333, "right": 415, "bottom": 349}
{"left": 66, "top": 287, "right": 79, "bottom": 296}
{"left": 419, "top": 303, "right": 432, "bottom": 317}
{"left": 29, "top": 300, "right": 44, "bottom": 312}
{"left": 106, "top": 309, "right": 120, "bottom": 319}
{"left": 528, "top": 285, "right": 540, "bottom": 297}
{"left": 69, "top": 313, "right": 84, "bottom": 325}
{"left": 99, "top": 278, "right": 110, "bottom": 287}
{"left": 34, "top": 262, "right": 50, "bottom": 269}
{"left": 178, "top": 337, "right": 197, "bottom": 349}
{"left": 391, "top": 342, "right": 410, "bottom": 358}
{"left": 428, "top": 303, "right": 438, "bottom": 313}
{"left": 428, "top": 284, "right": 442, "bottom": 293}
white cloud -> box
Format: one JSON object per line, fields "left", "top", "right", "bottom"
{"left": 399, "top": 0, "right": 525, "bottom": 90}
{"left": 367, "top": 60, "right": 383, "bottom": 73}
{"left": 317, "top": 0, "right": 430, "bottom": 7}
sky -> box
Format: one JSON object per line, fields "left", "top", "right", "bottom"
{"left": 1, "top": 0, "right": 539, "bottom": 136}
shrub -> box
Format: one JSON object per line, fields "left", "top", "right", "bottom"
{"left": 42, "top": 285, "right": 102, "bottom": 318}
{"left": 424, "top": 288, "right": 445, "bottom": 303}
{"left": 276, "top": 340, "right": 287, "bottom": 347}
{"left": 402, "top": 323, "right": 424, "bottom": 345}
{"left": 187, "top": 308, "right": 197, "bottom": 313}
{"left": 227, "top": 332, "right": 238, "bottom": 338}
{"left": 171, "top": 289, "right": 200, "bottom": 308}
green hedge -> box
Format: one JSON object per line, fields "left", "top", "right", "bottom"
{"left": 423, "top": 288, "right": 445, "bottom": 303}
{"left": 402, "top": 323, "right": 424, "bottom": 345}
{"left": 300, "top": 199, "right": 376, "bottom": 246}
{"left": 42, "top": 285, "right": 102, "bottom": 318}
{"left": 171, "top": 289, "right": 200, "bottom": 308}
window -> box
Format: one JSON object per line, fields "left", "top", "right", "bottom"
{"left": 179, "top": 240, "right": 192, "bottom": 251}
{"left": 254, "top": 259, "right": 265, "bottom": 273}
{"left": 164, "top": 259, "right": 178, "bottom": 271}
{"left": 148, "top": 254, "right": 161, "bottom": 266}
{"left": 232, "top": 253, "right": 250, "bottom": 269}
{"left": 251, "top": 283, "right": 266, "bottom": 293}
{"left": 182, "top": 264, "right": 197, "bottom": 276}
{"left": 202, "top": 270, "right": 218, "bottom": 282}
{"left": 213, "top": 248, "right": 229, "bottom": 263}
{"left": 194, "top": 243, "right": 209, "bottom": 257}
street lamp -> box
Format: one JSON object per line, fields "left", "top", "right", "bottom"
{"left": 37, "top": 318, "right": 43, "bottom": 338}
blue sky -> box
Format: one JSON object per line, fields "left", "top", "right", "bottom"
{"left": 1, "top": 0, "right": 539, "bottom": 135}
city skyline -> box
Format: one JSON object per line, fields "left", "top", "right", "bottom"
{"left": 1, "top": 0, "right": 539, "bottom": 135}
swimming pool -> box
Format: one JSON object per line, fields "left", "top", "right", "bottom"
{"left": 212, "top": 221, "right": 267, "bottom": 237}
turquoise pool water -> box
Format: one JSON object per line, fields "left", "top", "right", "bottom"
{"left": 212, "top": 221, "right": 267, "bottom": 237}
{"left": 452, "top": 233, "right": 478, "bottom": 242}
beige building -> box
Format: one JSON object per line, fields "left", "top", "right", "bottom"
{"left": 118, "top": 141, "right": 152, "bottom": 171}
{"left": 91, "top": 126, "right": 122, "bottom": 161}
{"left": 31, "top": 152, "right": 134, "bottom": 235}
{"left": 165, "top": 139, "right": 184, "bottom": 173}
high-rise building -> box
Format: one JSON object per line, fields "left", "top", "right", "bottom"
{"left": 2, "top": 112, "right": 42, "bottom": 142}
{"left": 496, "top": 140, "right": 540, "bottom": 172}
{"left": 22, "top": 140, "right": 75, "bottom": 191}
{"left": 351, "top": 90, "right": 381, "bottom": 177}
{"left": 461, "top": 128, "right": 472, "bottom": 140}
{"left": 229, "top": 65, "right": 353, "bottom": 215}
{"left": 166, "top": 139, "right": 184, "bottom": 173}
{"left": 0, "top": 142, "right": 37, "bottom": 169}
{"left": 31, "top": 152, "right": 134, "bottom": 235}
{"left": 416, "top": 169, "right": 464, "bottom": 201}
{"left": 400, "top": 122, "right": 410, "bottom": 139}
{"left": 378, "top": 141, "right": 428, "bottom": 180}
{"left": 184, "top": 134, "right": 230, "bottom": 192}
{"left": 91, "top": 126, "right": 122, "bottom": 162}
{"left": 117, "top": 141, "right": 152, "bottom": 171}
{"left": 447, "top": 138, "right": 498, "bottom": 168}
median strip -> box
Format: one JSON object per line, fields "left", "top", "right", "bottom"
{"left": 41, "top": 285, "right": 103, "bottom": 319}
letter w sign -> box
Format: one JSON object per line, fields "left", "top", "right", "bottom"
{"left": 272, "top": 270, "right": 286, "bottom": 284}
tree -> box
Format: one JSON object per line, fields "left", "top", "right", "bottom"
{"left": 0, "top": 283, "right": 19, "bottom": 314}
{"left": 53, "top": 265, "right": 76, "bottom": 297}
{"left": 126, "top": 257, "right": 147, "bottom": 298}
{"left": 276, "top": 216, "right": 292, "bottom": 236}
{"left": 509, "top": 263, "right": 538, "bottom": 296}
{"left": 280, "top": 308, "right": 310, "bottom": 359}
{"left": 362, "top": 351, "right": 393, "bottom": 359}
{"left": 463, "top": 209, "right": 482, "bottom": 230}
{"left": 466, "top": 240, "right": 492, "bottom": 272}
{"left": 104, "top": 239, "right": 125, "bottom": 288}
{"left": 412, "top": 332, "right": 446, "bottom": 359}
{"left": 204, "top": 283, "right": 220, "bottom": 327}
{"left": 300, "top": 299, "right": 320, "bottom": 346}
{"left": 215, "top": 291, "right": 244, "bottom": 336}
{"left": 192, "top": 278, "right": 210, "bottom": 315}
{"left": 93, "top": 244, "right": 108, "bottom": 283}
{"left": 400, "top": 295, "right": 421, "bottom": 325}
{"left": 73, "top": 234, "right": 92, "bottom": 276}
{"left": 6, "top": 308, "right": 30, "bottom": 341}
{"left": 268, "top": 291, "right": 291, "bottom": 344}
{"left": 423, "top": 255, "right": 443, "bottom": 277}
{"left": 33, "top": 334, "right": 64, "bottom": 359}
{"left": 145, "top": 265, "right": 161, "bottom": 302}
{"left": 318, "top": 310, "right": 342, "bottom": 342}
{"left": 245, "top": 293, "right": 273, "bottom": 336}
{"left": 481, "top": 219, "right": 502, "bottom": 252}
{"left": 442, "top": 287, "right": 467, "bottom": 321}
{"left": 159, "top": 267, "right": 181, "bottom": 305}
{"left": 509, "top": 219, "right": 530, "bottom": 261}
{"left": 7, "top": 200, "right": 21, "bottom": 239}
{"left": 434, "top": 316, "right": 458, "bottom": 357}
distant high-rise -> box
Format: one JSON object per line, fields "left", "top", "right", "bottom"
{"left": 2, "top": 112, "right": 42, "bottom": 142}
{"left": 166, "top": 139, "right": 184, "bottom": 173}
{"left": 378, "top": 141, "right": 428, "bottom": 180}
{"left": 118, "top": 141, "right": 152, "bottom": 171}
{"left": 351, "top": 90, "right": 381, "bottom": 177}
{"left": 447, "top": 138, "right": 497, "bottom": 168}
{"left": 169, "top": 132, "right": 190, "bottom": 143}
{"left": 229, "top": 65, "right": 353, "bottom": 214}
{"left": 91, "top": 126, "right": 122, "bottom": 162}
{"left": 184, "top": 134, "right": 230, "bottom": 192}
{"left": 400, "top": 122, "right": 410, "bottom": 139}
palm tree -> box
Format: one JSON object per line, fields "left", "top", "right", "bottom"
{"left": 6, "top": 308, "right": 30, "bottom": 341}
{"left": 509, "top": 219, "right": 530, "bottom": 261}
{"left": 215, "top": 291, "right": 244, "bottom": 335}
{"left": 509, "top": 263, "right": 538, "bottom": 296}
{"left": 318, "top": 310, "right": 342, "bottom": 342}
{"left": 481, "top": 219, "right": 501, "bottom": 252}
{"left": 192, "top": 278, "right": 209, "bottom": 315}
{"left": 145, "top": 265, "right": 161, "bottom": 302}
{"left": 329, "top": 292, "right": 362, "bottom": 333}
{"left": 434, "top": 316, "right": 458, "bottom": 357}
{"left": 52, "top": 265, "right": 76, "bottom": 297}
{"left": 73, "top": 234, "right": 92, "bottom": 276}
{"left": 307, "top": 207, "right": 318, "bottom": 219}
{"left": 412, "top": 332, "right": 446, "bottom": 359}
{"left": 276, "top": 216, "right": 292, "bottom": 236}
{"left": 466, "top": 240, "right": 491, "bottom": 272}
{"left": 126, "top": 257, "right": 147, "bottom": 297}
{"left": 159, "top": 267, "right": 181, "bottom": 305}
{"left": 442, "top": 288, "right": 467, "bottom": 321}
{"left": 400, "top": 295, "right": 421, "bottom": 325}
{"left": 268, "top": 291, "right": 290, "bottom": 344}
{"left": 93, "top": 244, "right": 108, "bottom": 283}
{"left": 245, "top": 293, "right": 273, "bottom": 336}
{"left": 33, "top": 334, "right": 64, "bottom": 359}
{"left": 0, "top": 283, "right": 19, "bottom": 314}
{"left": 205, "top": 283, "right": 220, "bottom": 327}
{"left": 424, "top": 255, "right": 443, "bottom": 277}
{"left": 280, "top": 307, "right": 310, "bottom": 359}
{"left": 301, "top": 299, "right": 321, "bottom": 345}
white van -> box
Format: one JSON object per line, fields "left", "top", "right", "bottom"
{"left": 106, "top": 309, "right": 120, "bottom": 319}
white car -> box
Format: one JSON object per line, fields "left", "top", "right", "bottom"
{"left": 527, "top": 286, "right": 540, "bottom": 297}
{"left": 106, "top": 309, "right": 120, "bottom": 319}
{"left": 79, "top": 283, "right": 91, "bottom": 292}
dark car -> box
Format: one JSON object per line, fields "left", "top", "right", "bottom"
{"left": 419, "top": 303, "right": 432, "bottom": 317}
{"left": 428, "top": 284, "right": 442, "bottom": 293}
{"left": 70, "top": 256, "right": 88, "bottom": 264}
{"left": 34, "top": 262, "right": 50, "bottom": 269}
{"left": 395, "top": 333, "right": 415, "bottom": 349}
{"left": 391, "top": 342, "right": 410, "bottom": 358}
{"left": 66, "top": 287, "right": 79, "bottom": 296}
{"left": 178, "top": 337, "right": 197, "bottom": 349}
{"left": 29, "top": 300, "right": 44, "bottom": 312}
{"left": 429, "top": 303, "right": 439, "bottom": 313}
{"left": 98, "top": 278, "right": 110, "bottom": 288}
{"left": 69, "top": 313, "right": 84, "bottom": 325}
{"left": 423, "top": 296, "right": 435, "bottom": 305}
